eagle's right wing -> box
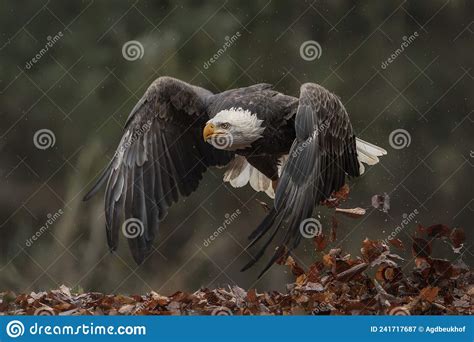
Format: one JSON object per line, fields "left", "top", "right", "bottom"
{"left": 83, "top": 77, "right": 233, "bottom": 263}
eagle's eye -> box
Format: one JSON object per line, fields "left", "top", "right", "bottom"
{"left": 220, "top": 122, "right": 231, "bottom": 129}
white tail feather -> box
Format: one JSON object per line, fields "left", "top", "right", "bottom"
{"left": 223, "top": 155, "right": 289, "bottom": 198}
{"left": 356, "top": 138, "right": 387, "bottom": 174}
{"left": 223, "top": 156, "right": 251, "bottom": 188}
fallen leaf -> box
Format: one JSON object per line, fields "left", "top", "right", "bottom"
{"left": 246, "top": 289, "right": 258, "bottom": 303}
{"left": 388, "top": 238, "right": 404, "bottom": 250}
{"left": 375, "top": 265, "right": 403, "bottom": 283}
{"left": 361, "top": 239, "right": 386, "bottom": 262}
{"left": 335, "top": 263, "right": 368, "bottom": 282}
{"left": 419, "top": 287, "right": 439, "bottom": 303}
{"left": 322, "top": 184, "right": 350, "bottom": 207}
{"left": 313, "top": 234, "right": 327, "bottom": 251}
{"left": 118, "top": 304, "right": 135, "bottom": 314}
{"left": 283, "top": 255, "right": 305, "bottom": 277}
{"left": 450, "top": 228, "right": 465, "bottom": 248}
{"left": 431, "top": 258, "right": 454, "bottom": 279}
{"left": 425, "top": 224, "right": 450, "bottom": 238}
{"left": 307, "top": 262, "right": 323, "bottom": 282}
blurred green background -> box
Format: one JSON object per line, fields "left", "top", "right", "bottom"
{"left": 0, "top": 0, "right": 472, "bottom": 295}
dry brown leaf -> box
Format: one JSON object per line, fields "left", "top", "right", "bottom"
{"left": 321, "top": 184, "right": 350, "bottom": 207}
{"left": 313, "top": 234, "right": 327, "bottom": 252}
{"left": 425, "top": 224, "right": 451, "bottom": 238}
{"left": 419, "top": 287, "right": 439, "bottom": 303}
{"left": 247, "top": 289, "right": 258, "bottom": 303}
{"left": 388, "top": 238, "right": 404, "bottom": 250}
{"left": 335, "top": 263, "right": 368, "bottom": 282}
{"left": 283, "top": 255, "right": 305, "bottom": 277}
{"left": 450, "top": 227, "right": 466, "bottom": 248}
{"left": 361, "top": 239, "right": 386, "bottom": 262}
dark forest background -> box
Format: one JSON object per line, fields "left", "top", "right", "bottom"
{"left": 0, "top": 0, "right": 472, "bottom": 294}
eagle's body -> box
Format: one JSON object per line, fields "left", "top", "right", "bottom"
{"left": 84, "top": 76, "right": 386, "bottom": 276}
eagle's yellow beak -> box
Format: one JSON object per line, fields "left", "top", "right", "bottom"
{"left": 203, "top": 123, "right": 215, "bottom": 141}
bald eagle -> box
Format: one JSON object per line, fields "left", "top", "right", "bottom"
{"left": 83, "top": 76, "right": 386, "bottom": 276}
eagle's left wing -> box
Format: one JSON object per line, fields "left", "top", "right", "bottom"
{"left": 242, "top": 83, "right": 360, "bottom": 276}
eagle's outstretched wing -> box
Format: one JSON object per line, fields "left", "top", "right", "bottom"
{"left": 242, "top": 83, "right": 360, "bottom": 276}
{"left": 83, "top": 77, "right": 233, "bottom": 263}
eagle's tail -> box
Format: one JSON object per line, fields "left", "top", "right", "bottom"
{"left": 223, "top": 155, "right": 287, "bottom": 199}
{"left": 355, "top": 138, "right": 387, "bottom": 174}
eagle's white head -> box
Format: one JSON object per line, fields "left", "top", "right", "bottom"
{"left": 203, "top": 107, "right": 265, "bottom": 151}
